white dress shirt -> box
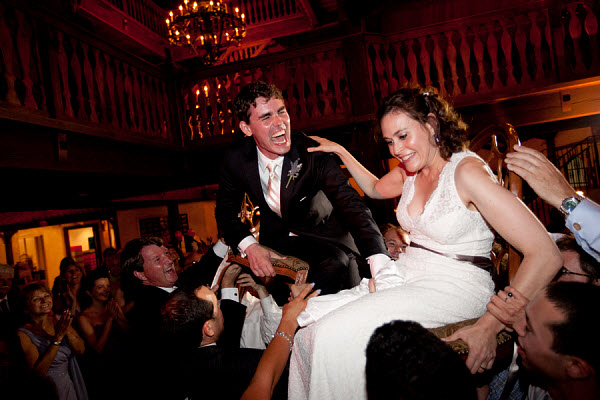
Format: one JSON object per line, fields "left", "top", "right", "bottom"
{"left": 238, "top": 149, "right": 284, "bottom": 255}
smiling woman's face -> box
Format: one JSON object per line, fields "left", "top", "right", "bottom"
{"left": 64, "top": 264, "right": 83, "bottom": 285}
{"left": 26, "top": 289, "right": 53, "bottom": 315}
{"left": 381, "top": 111, "right": 438, "bottom": 173}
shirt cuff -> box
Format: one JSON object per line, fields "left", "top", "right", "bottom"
{"left": 238, "top": 236, "right": 258, "bottom": 257}
{"left": 260, "top": 295, "right": 281, "bottom": 314}
{"left": 367, "top": 253, "right": 395, "bottom": 278}
{"left": 221, "top": 288, "right": 239, "bottom": 302}
{"left": 213, "top": 239, "right": 229, "bottom": 259}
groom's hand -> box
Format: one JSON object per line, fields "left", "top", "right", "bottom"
{"left": 245, "top": 243, "right": 276, "bottom": 277}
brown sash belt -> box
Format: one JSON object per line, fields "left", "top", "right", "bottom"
{"left": 409, "top": 242, "right": 493, "bottom": 274}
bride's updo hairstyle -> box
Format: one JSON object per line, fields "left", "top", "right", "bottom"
{"left": 376, "top": 85, "right": 468, "bottom": 160}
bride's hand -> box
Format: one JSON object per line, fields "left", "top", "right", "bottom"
{"left": 307, "top": 136, "right": 343, "bottom": 155}
{"left": 442, "top": 314, "right": 500, "bottom": 374}
{"left": 368, "top": 278, "right": 376, "bottom": 293}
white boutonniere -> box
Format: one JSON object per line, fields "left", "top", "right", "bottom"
{"left": 286, "top": 158, "right": 303, "bottom": 188}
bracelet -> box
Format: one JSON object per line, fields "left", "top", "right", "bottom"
{"left": 272, "top": 331, "right": 294, "bottom": 352}
{"left": 52, "top": 341, "right": 61, "bottom": 346}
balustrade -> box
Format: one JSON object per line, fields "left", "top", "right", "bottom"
{"left": 237, "top": 0, "right": 301, "bottom": 25}
{"left": 366, "top": 1, "right": 600, "bottom": 105}
{"left": 3, "top": 0, "right": 600, "bottom": 148}
{"left": 0, "top": 2, "right": 175, "bottom": 145}
{"left": 97, "top": 0, "right": 304, "bottom": 40}
{"left": 100, "top": 0, "right": 169, "bottom": 38}
{"left": 182, "top": 44, "right": 350, "bottom": 141}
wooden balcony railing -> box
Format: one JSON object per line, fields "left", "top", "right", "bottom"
{"left": 94, "top": 0, "right": 309, "bottom": 41}
{"left": 238, "top": 0, "right": 303, "bottom": 25}
{"left": 180, "top": 41, "right": 351, "bottom": 141}
{"left": 366, "top": 0, "right": 600, "bottom": 106}
{"left": 0, "top": 1, "right": 177, "bottom": 146}
{"left": 101, "top": 0, "right": 169, "bottom": 38}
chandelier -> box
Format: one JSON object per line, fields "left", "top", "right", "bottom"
{"left": 166, "top": 0, "right": 247, "bottom": 65}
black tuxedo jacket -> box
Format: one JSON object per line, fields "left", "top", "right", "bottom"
{"left": 179, "top": 299, "right": 264, "bottom": 400}
{"left": 215, "top": 131, "right": 388, "bottom": 259}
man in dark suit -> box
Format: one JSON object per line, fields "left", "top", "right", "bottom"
{"left": 216, "top": 81, "right": 389, "bottom": 297}
{"left": 0, "top": 264, "right": 20, "bottom": 331}
{"left": 120, "top": 237, "right": 230, "bottom": 399}
{"left": 0, "top": 265, "right": 17, "bottom": 313}
{"left": 162, "top": 284, "right": 272, "bottom": 400}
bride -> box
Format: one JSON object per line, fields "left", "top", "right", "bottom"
{"left": 288, "top": 86, "right": 562, "bottom": 399}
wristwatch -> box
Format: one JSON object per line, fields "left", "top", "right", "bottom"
{"left": 560, "top": 194, "right": 585, "bottom": 217}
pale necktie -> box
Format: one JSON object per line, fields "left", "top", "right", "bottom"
{"left": 266, "top": 162, "right": 282, "bottom": 216}
{"left": 0, "top": 298, "right": 9, "bottom": 312}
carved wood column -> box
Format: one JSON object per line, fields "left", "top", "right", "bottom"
{"left": 2, "top": 231, "right": 15, "bottom": 266}
{"left": 341, "top": 35, "right": 376, "bottom": 117}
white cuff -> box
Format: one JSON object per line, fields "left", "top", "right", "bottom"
{"left": 221, "top": 288, "right": 239, "bottom": 302}
{"left": 238, "top": 236, "right": 258, "bottom": 257}
{"left": 260, "top": 295, "right": 281, "bottom": 314}
{"left": 367, "top": 253, "right": 395, "bottom": 278}
{"left": 213, "top": 239, "right": 229, "bottom": 259}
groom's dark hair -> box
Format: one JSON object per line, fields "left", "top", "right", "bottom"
{"left": 234, "top": 81, "right": 284, "bottom": 123}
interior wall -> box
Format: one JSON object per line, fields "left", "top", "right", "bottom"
{"left": 13, "top": 225, "right": 66, "bottom": 290}
{"left": 554, "top": 127, "right": 592, "bottom": 148}
{"left": 116, "top": 202, "right": 218, "bottom": 252}
{"left": 0, "top": 237, "right": 6, "bottom": 265}
{"left": 179, "top": 200, "right": 218, "bottom": 243}
{"left": 116, "top": 205, "right": 169, "bottom": 246}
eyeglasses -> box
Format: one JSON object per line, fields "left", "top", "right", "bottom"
{"left": 558, "top": 266, "right": 592, "bottom": 279}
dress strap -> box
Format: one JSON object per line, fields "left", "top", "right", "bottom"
{"left": 410, "top": 242, "right": 493, "bottom": 273}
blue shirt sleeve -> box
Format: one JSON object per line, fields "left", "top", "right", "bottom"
{"left": 565, "top": 198, "right": 600, "bottom": 261}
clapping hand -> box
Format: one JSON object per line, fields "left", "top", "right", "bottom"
{"left": 54, "top": 309, "right": 73, "bottom": 343}
{"left": 107, "top": 298, "right": 127, "bottom": 322}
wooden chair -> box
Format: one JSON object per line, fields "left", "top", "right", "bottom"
{"left": 430, "top": 123, "right": 524, "bottom": 364}
{"left": 228, "top": 248, "right": 310, "bottom": 286}
{"left": 226, "top": 194, "right": 310, "bottom": 291}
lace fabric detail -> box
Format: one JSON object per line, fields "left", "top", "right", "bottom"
{"left": 397, "top": 151, "right": 495, "bottom": 258}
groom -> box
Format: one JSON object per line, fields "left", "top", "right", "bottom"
{"left": 215, "top": 81, "right": 389, "bottom": 297}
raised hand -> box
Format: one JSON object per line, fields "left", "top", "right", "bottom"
{"left": 54, "top": 309, "right": 73, "bottom": 343}
{"left": 237, "top": 273, "right": 268, "bottom": 299}
{"left": 222, "top": 263, "right": 243, "bottom": 288}
{"left": 280, "top": 283, "right": 320, "bottom": 330}
{"left": 505, "top": 145, "right": 576, "bottom": 209}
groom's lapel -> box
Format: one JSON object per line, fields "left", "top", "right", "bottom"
{"left": 280, "top": 144, "right": 301, "bottom": 218}
{"left": 243, "top": 143, "right": 264, "bottom": 203}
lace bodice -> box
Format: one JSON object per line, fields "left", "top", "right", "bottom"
{"left": 397, "top": 151, "right": 495, "bottom": 258}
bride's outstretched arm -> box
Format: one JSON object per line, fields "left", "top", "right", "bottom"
{"left": 444, "top": 157, "right": 562, "bottom": 373}
{"left": 308, "top": 136, "right": 405, "bottom": 200}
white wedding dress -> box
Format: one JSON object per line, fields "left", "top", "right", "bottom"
{"left": 288, "top": 151, "right": 496, "bottom": 400}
